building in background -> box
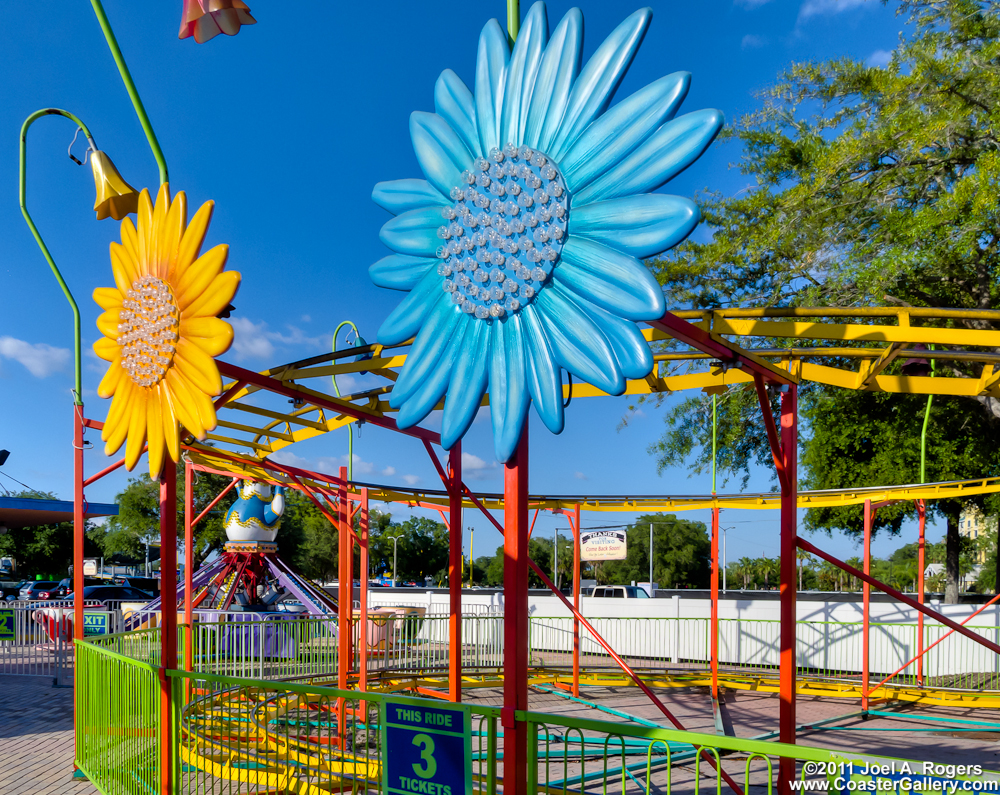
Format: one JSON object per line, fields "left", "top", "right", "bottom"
{"left": 959, "top": 506, "right": 997, "bottom": 565}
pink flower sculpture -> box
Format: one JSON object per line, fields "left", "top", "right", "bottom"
{"left": 179, "top": 0, "right": 256, "bottom": 44}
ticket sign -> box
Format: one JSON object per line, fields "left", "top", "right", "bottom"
{"left": 382, "top": 697, "right": 471, "bottom": 795}
{"left": 0, "top": 609, "right": 14, "bottom": 641}
{"left": 580, "top": 529, "right": 628, "bottom": 561}
{"left": 83, "top": 612, "right": 109, "bottom": 637}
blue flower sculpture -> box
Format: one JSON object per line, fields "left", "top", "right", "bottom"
{"left": 371, "top": 2, "right": 723, "bottom": 462}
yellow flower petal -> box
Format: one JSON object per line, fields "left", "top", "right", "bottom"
{"left": 175, "top": 200, "right": 214, "bottom": 279}
{"left": 165, "top": 369, "right": 205, "bottom": 439}
{"left": 179, "top": 317, "right": 234, "bottom": 357}
{"left": 161, "top": 383, "right": 180, "bottom": 462}
{"left": 125, "top": 387, "right": 149, "bottom": 471}
{"left": 110, "top": 242, "right": 137, "bottom": 294}
{"left": 96, "top": 309, "right": 121, "bottom": 338}
{"left": 177, "top": 244, "right": 228, "bottom": 309}
{"left": 174, "top": 338, "right": 223, "bottom": 396}
{"left": 164, "top": 191, "right": 187, "bottom": 282}
{"left": 146, "top": 389, "right": 165, "bottom": 477}
{"left": 135, "top": 189, "right": 154, "bottom": 277}
{"left": 102, "top": 379, "right": 134, "bottom": 454}
{"left": 97, "top": 357, "right": 124, "bottom": 399}
{"left": 185, "top": 271, "right": 242, "bottom": 318}
{"left": 93, "top": 287, "right": 123, "bottom": 311}
{"left": 93, "top": 336, "right": 119, "bottom": 362}
{"left": 190, "top": 380, "right": 219, "bottom": 434}
{"left": 120, "top": 217, "right": 139, "bottom": 264}
{"left": 150, "top": 184, "right": 171, "bottom": 279}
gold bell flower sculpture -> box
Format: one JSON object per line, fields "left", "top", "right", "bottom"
{"left": 92, "top": 184, "right": 241, "bottom": 477}
{"left": 90, "top": 150, "right": 139, "bottom": 221}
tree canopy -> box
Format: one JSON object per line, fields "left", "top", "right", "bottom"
{"left": 644, "top": 0, "right": 1000, "bottom": 600}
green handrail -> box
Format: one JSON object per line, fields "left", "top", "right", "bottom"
{"left": 332, "top": 320, "right": 361, "bottom": 480}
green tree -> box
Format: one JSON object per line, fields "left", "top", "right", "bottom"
{"left": 646, "top": 0, "right": 1000, "bottom": 602}
{"left": 598, "top": 514, "right": 710, "bottom": 588}
{"left": 0, "top": 490, "right": 103, "bottom": 577}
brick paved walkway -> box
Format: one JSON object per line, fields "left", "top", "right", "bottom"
{"left": 0, "top": 676, "right": 98, "bottom": 795}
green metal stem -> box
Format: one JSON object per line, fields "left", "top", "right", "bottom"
{"left": 90, "top": 0, "right": 168, "bottom": 187}
{"left": 332, "top": 320, "right": 361, "bottom": 481}
{"left": 920, "top": 349, "right": 936, "bottom": 484}
{"left": 712, "top": 393, "right": 717, "bottom": 493}
{"left": 19, "top": 109, "right": 98, "bottom": 406}
{"left": 507, "top": 0, "right": 520, "bottom": 45}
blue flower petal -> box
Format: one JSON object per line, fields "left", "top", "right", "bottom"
{"left": 548, "top": 8, "right": 653, "bottom": 160}
{"left": 442, "top": 321, "right": 492, "bottom": 450}
{"left": 475, "top": 18, "right": 510, "bottom": 157}
{"left": 500, "top": 1, "right": 548, "bottom": 147}
{"left": 554, "top": 236, "right": 666, "bottom": 320}
{"left": 522, "top": 305, "right": 565, "bottom": 434}
{"left": 524, "top": 7, "right": 582, "bottom": 150}
{"left": 490, "top": 316, "right": 530, "bottom": 462}
{"left": 435, "top": 69, "right": 482, "bottom": 159}
{"left": 569, "top": 194, "right": 700, "bottom": 259}
{"left": 369, "top": 254, "right": 436, "bottom": 292}
{"left": 575, "top": 295, "right": 654, "bottom": 380}
{"left": 561, "top": 73, "right": 690, "bottom": 193}
{"left": 574, "top": 109, "right": 724, "bottom": 205}
{"left": 410, "top": 111, "right": 475, "bottom": 200}
{"left": 372, "top": 179, "right": 448, "bottom": 216}
{"left": 390, "top": 297, "right": 463, "bottom": 408}
{"left": 376, "top": 267, "right": 445, "bottom": 345}
{"left": 535, "top": 285, "right": 625, "bottom": 396}
{"left": 397, "top": 316, "right": 472, "bottom": 428}
{"left": 379, "top": 206, "right": 446, "bottom": 257}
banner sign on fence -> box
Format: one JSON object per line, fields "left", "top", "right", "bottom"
{"left": 83, "top": 612, "right": 109, "bottom": 637}
{"left": 382, "top": 696, "right": 471, "bottom": 795}
{"left": 0, "top": 609, "right": 13, "bottom": 640}
{"left": 580, "top": 529, "right": 628, "bottom": 561}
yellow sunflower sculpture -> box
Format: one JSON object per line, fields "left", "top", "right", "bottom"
{"left": 92, "top": 184, "right": 241, "bottom": 477}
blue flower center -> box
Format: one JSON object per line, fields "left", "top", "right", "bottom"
{"left": 436, "top": 143, "right": 569, "bottom": 320}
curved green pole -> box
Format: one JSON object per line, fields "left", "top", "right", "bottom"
{"left": 90, "top": 0, "right": 168, "bottom": 187}
{"left": 920, "top": 351, "right": 936, "bottom": 483}
{"left": 332, "top": 321, "right": 361, "bottom": 481}
{"left": 19, "top": 109, "right": 98, "bottom": 406}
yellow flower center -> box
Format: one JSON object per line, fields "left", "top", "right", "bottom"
{"left": 117, "top": 275, "right": 180, "bottom": 388}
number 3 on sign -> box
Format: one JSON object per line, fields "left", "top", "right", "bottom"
{"left": 411, "top": 733, "right": 437, "bottom": 779}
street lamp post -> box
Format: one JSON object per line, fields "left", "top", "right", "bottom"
{"left": 388, "top": 534, "right": 403, "bottom": 588}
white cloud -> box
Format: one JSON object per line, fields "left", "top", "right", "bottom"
{"left": 462, "top": 452, "right": 499, "bottom": 481}
{"left": 301, "top": 314, "right": 312, "bottom": 323}
{"left": 269, "top": 450, "right": 414, "bottom": 484}
{"left": 735, "top": 0, "right": 774, "bottom": 7}
{"left": 574, "top": 471, "right": 588, "bottom": 481}
{"left": 866, "top": 49, "right": 892, "bottom": 67}
{"left": 799, "top": 0, "right": 870, "bottom": 20}
{"left": 0, "top": 337, "right": 70, "bottom": 377}
{"left": 741, "top": 34, "right": 766, "bottom": 50}
{"left": 229, "top": 317, "right": 326, "bottom": 363}
{"left": 402, "top": 474, "right": 421, "bottom": 486}
{"left": 382, "top": 466, "right": 397, "bottom": 477}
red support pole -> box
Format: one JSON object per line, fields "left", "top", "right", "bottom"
{"left": 190, "top": 477, "right": 238, "bottom": 529}
{"left": 359, "top": 489, "right": 369, "bottom": 693}
{"left": 448, "top": 443, "right": 463, "bottom": 702}
{"left": 573, "top": 504, "right": 581, "bottom": 698}
{"left": 338, "top": 467, "right": 351, "bottom": 690}
{"left": 73, "top": 404, "right": 85, "bottom": 769}
{"left": 917, "top": 500, "right": 926, "bottom": 687}
{"left": 711, "top": 505, "right": 720, "bottom": 701}
{"left": 503, "top": 430, "right": 529, "bottom": 795}
{"left": 159, "top": 463, "right": 177, "bottom": 795}
{"left": 183, "top": 460, "right": 194, "bottom": 691}
{"left": 778, "top": 385, "right": 798, "bottom": 792}
{"left": 862, "top": 499, "right": 872, "bottom": 711}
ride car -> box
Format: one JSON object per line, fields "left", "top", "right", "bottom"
{"left": 590, "top": 585, "right": 650, "bottom": 598}
{"left": 18, "top": 581, "right": 60, "bottom": 600}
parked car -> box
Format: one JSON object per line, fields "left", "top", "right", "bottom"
{"left": 54, "top": 577, "right": 107, "bottom": 597}
{"left": 1, "top": 580, "right": 28, "bottom": 601}
{"left": 73, "top": 585, "right": 155, "bottom": 606}
{"left": 115, "top": 577, "right": 160, "bottom": 595}
{"left": 590, "top": 585, "right": 650, "bottom": 598}
{"left": 18, "top": 581, "right": 61, "bottom": 600}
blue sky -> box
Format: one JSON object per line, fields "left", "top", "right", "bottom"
{"left": 0, "top": 0, "right": 935, "bottom": 571}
